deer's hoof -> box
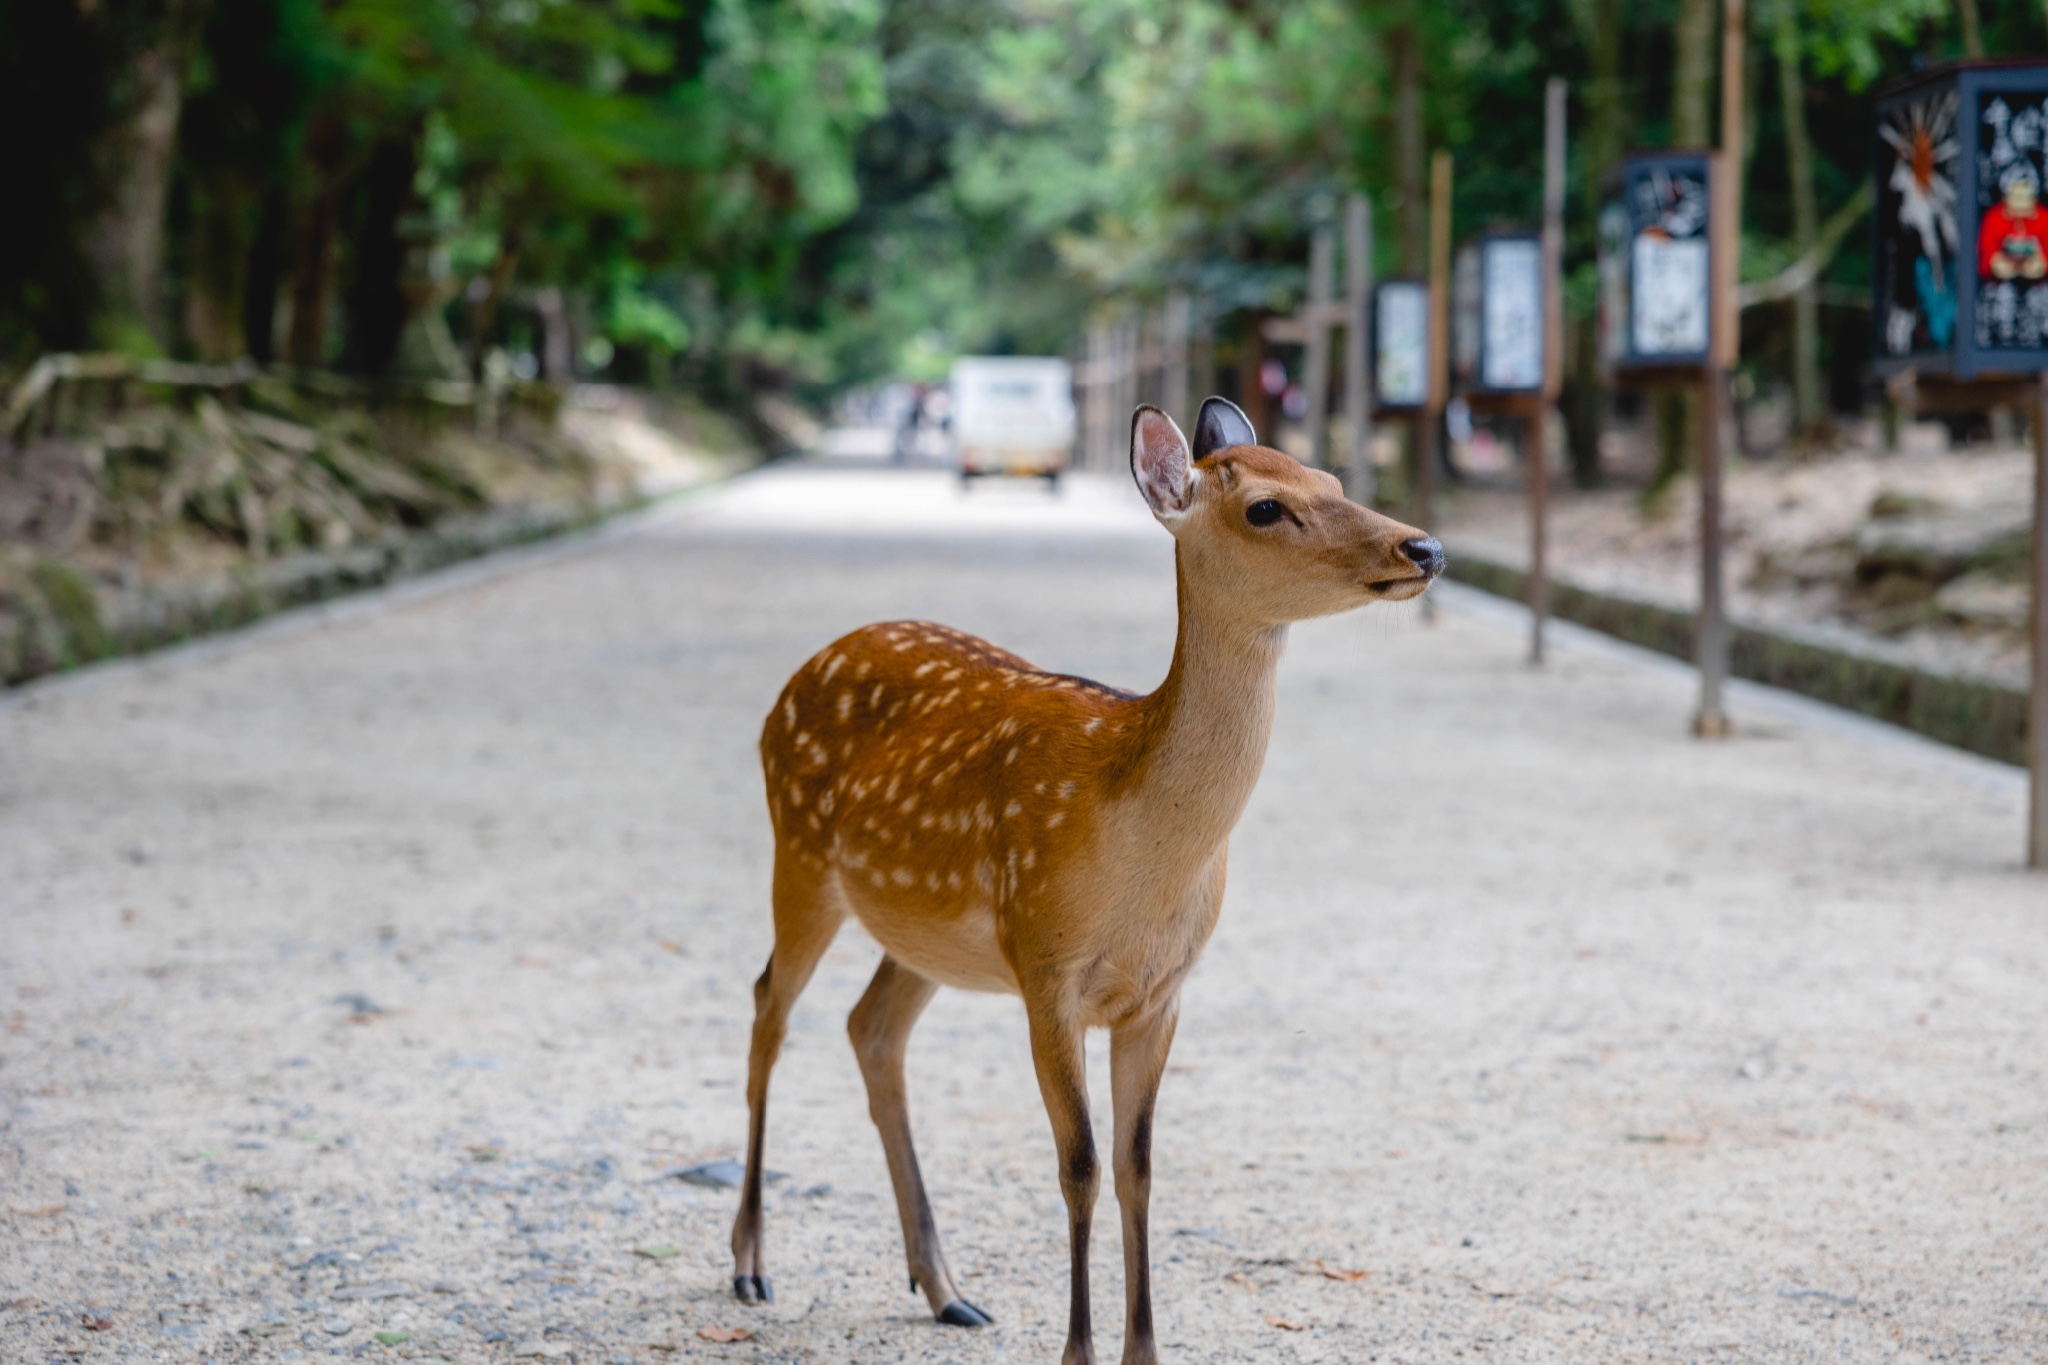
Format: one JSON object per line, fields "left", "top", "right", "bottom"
{"left": 733, "top": 1275, "right": 773, "bottom": 1305}
{"left": 937, "top": 1299, "right": 993, "bottom": 1327}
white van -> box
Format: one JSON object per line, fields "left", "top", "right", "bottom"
{"left": 948, "top": 357, "right": 1075, "bottom": 485}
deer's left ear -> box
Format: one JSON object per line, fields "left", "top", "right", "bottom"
{"left": 1130, "top": 405, "right": 1195, "bottom": 520}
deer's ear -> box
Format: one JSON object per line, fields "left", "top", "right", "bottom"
{"left": 1192, "top": 396, "right": 1256, "bottom": 459}
{"left": 1130, "top": 405, "right": 1195, "bottom": 518}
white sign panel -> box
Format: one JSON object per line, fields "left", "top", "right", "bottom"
{"left": 1631, "top": 235, "right": 1710, "bottom": 356}
{"left": 1374, "top": 282, "right": 1429, "bottom": 408}
{"left": 1480, "top": 236, "right": 1544, "bottom": 390}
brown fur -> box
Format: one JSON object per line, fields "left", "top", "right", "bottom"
{"left": 730, "top": 418, "right": 1438, "bottom": 1364}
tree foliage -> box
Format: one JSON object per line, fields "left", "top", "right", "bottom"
{"left": 0, "top": 0, "right": 2023, "bottom": 410}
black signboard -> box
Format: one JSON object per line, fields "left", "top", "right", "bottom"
{"left": 1875, "top": 60, "right": 2048, "bottom": 377}
{"left": 1598, "top": 152, "right": 1714, "bottom": 372}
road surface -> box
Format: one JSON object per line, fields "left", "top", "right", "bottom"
{"left": 2, "top": 463, "right": 2043, "bottom": 1362}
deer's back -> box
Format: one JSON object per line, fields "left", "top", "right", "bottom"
{"left": 761, "top": 621, "right": 1141, "bottom": 990}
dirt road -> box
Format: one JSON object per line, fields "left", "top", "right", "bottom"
{"left": 3, "top": 464, "right": 2042, "bottom": 1362}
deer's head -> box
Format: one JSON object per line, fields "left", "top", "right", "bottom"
{"left": 1130, "top": 398, "right": 1443, "bottom": 625}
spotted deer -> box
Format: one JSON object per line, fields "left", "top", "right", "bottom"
{"left": 731, "top": 398, "right": 1443, "bottom": 1363}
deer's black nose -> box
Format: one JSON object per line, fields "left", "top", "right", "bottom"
{"left": 1400, "top": 536, "right": 1445, "bottom": 578}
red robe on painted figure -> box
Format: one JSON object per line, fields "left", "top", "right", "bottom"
{"left": 1979, "top": 199, "right": 2048, "bottom": 279}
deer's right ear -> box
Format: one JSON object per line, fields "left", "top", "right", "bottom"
{"left": 1130, "top": 405, "right": 1194, "bottom": 520}
{"left": 1191, "top": 396, "right": 1256, "bottom": 458}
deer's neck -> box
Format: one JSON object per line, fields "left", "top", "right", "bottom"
{"left": 1122, "top": 557, "right": 1288, "bottom": 858}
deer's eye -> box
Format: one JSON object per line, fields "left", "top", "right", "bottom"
{"left": 1245, "top": 499, "right": 1285, "bottom": 527}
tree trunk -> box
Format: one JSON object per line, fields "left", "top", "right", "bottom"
{"left": 1672, "top": 0, "right": 1717, "bottom": 146}
{"left": 1772, "top": 1, "right": 1823, "bottom": 441}
{"left": 1390, "top": 21, "right": 1426, "bottom": 275}
{"left": 1958, "top": 0, "right": 1984, "bottom": 58}
{"left": 286, "top": 116, "right": 346, "bottom": 368}
{"left": 242, "top": 188, "right": 286, "bottom": 363}
{"left": 340, "top": 133, "right": 421, "bottom": 377}
{"left": 1653, "top": 0, "right": 1719, "bottom": 495}
{"left": 78, "top": 0, "right": 214, "bottom": 351}
{"left": 1564, "top": 0, "right": 1626, "bottom": 487}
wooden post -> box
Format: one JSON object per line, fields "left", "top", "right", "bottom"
{"left": 1344, "top": 193, "right": 1376, "bottom": 503}
{"left": 1532, "top": 77, "right": 1567, "bottom": 667}
{"left": 1304, "top": 225, "right": 1336, "bottom": 469}
{"left": 2031, "top": 375, "right": 2048, "bottom": 869}
{"left": 1696, "top": 0, "right": 1744, "bottom": 738}
{"left": 1163, "top": 288, "right": 1191, "bottom": 427}
{"left": 1424, "top": 150, "right": 1452, "bottom": 537}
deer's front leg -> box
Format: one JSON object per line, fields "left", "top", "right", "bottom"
{"left": 1110, "top": 999, "right": 1179, "bottom": 1365}
{"left": 1026, "top": 1000, "right": 1098, "bottom": 1365}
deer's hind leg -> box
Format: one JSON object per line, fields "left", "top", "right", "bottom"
{"left": 849, "top": 955, "right": 992, "bottom": 1327}
{"left": 731, "top": 854, "right": 844, "bottom": 1306}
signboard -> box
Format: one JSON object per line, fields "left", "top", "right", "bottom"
{"left": 1372, "top": 278, "right": 1430, "bottom": 411}
{"left": 1598, "top": 152, "right": 1714, "bottom": 371}
{"left": 1450, "top": 231, "right": 1545, "bottom": 395}
{"left": 1874, "top": 61, "right": 2048, "bottom": 377}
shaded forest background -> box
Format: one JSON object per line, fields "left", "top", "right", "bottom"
{"left": 0, "top": 0, "right": 2035, "bottom": 432}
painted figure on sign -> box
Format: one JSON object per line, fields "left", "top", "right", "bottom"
{"left": 1980, "top": 165, "right": 2048, "bottom": 281}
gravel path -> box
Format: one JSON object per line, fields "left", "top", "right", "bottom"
{"left": 2, "top": 464, "right": 2043, "bottom": 1364}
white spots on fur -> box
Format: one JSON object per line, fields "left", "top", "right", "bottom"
{"left": 891, "top": 867, "right": 915, "bottom": 888}
{"left": 821, "top": 654, "right": 845, "bottom": 684}
{"left": 1003, "top": 801, "right": 1023, "bottom": 818}
{"left": 870, "top": 684, "right": 887, "bottom": 709}
{"left": 786, "top": 783, "right": 806, "bottom": 808}
{"left": 870, "top": 870, "right": 888, "bottom": 887}
{"left": 1004, "top": 746, "right": 1020, "bottom": 764}
{"left": 913, "top": 660, "right": 941, "bottom": 679}
{"left": 1082, "top": 716, "right": 1102, "bottom": 735}
{"left": 1022, "top": 849, "right": 1037, "bottom": 870}
{"left": 1057, "top": 780, "right": 1076, "bottom": 799}
{"left": 946, "top": 870, "right": 964, "bottom": 891}
{"left": 1046, "top": 811, "right": 1066, "bottom": 828}
{"left": 818, "top": 791, "right": 835, "bottom": 816}
{"left": 783, "top": 697, "right": 798, "bottom": 728}
{"left": 836, "top": 692, "right": 854, "bottom": 722}
{"left": 899, "top": 796, "right": 918, "bottom": 815}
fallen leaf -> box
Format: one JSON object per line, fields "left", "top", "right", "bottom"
{"left": 697, "top": 1326, "right": 754, "bottom": 1343}
{"left": 1473, "top": 1282, "right": 1520, "bottom": 1298}
{"left": 374, "top": 1330, "right": 412, "bottom": 1344}
{"left": 467, "top": 1144, "right": 502, "bottom": 1163}
{"left": 1303, "top": 1259, "right": 1368, "bottom": 1282}
{"left": 15, "top": 1205, "right": 65, "bottom": 1218}
{"left": 1224, "top": 1271, "right": 1254, "bottom": 1289}
{"left": 634, "top": 1245, "right": 681, "bottom": 1260}
{"left": 81, "top": 1315, "right": 114, "bottom": 1332}
{"left": 646, "top": 1346, "right": 678, "bottom": 1354}
{"left": 1386, "top": 1149, "right": 1407, "bottom": 1158}
{"left": 658, "top": 940, "right": 683, "bottom": 955}
{"left": 1264, "top": 1315, "right": 1307, "bottom": 1331}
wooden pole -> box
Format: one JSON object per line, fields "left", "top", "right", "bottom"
{"left": 1304, "top": 225, "right": 1336, "bottom": 469}
{"left": 1344, "top": 193, "right": 1375, "bottom": 503}
{"left": 2030, "top": 375, "right": 2048, "bottom": 869}
{"left": 1424, "top": 150, "right": 1452, "bottom": 538}
{"left": 1532, "top": 77, "right": 1567, "bottom": 667}
{"left": 1696, "top": 0, "right": 1744, "bottom": 738}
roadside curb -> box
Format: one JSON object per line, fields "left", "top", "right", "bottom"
{"left": 1, "top": 465, "right": 745, "bottom": 695}
{"left": 1444, "top": 549, "right": 2028, "bottom": 766}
